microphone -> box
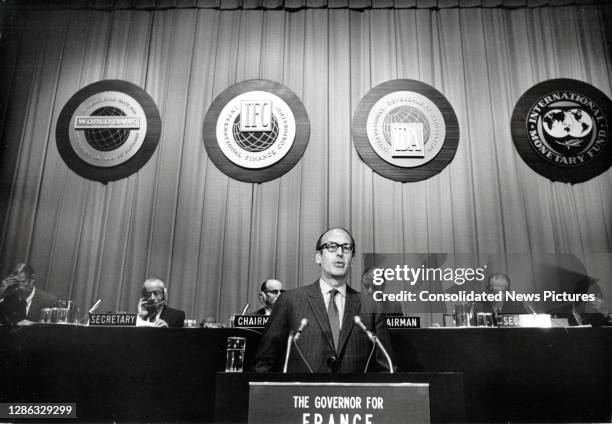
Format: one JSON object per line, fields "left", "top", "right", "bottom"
{"left": 525, "top": 303, "right": 537, "bottom": 315}
{"left": 88, "top": 299, "right": 102, "bottom": 314}
{"left": 283, "top": 331, "right": 296, "bottom": 373}
{"left": 293, "top": 318, "right": 309, "bottom": 342}
{"left": 283, "top": 318, "right": 313, "bottom": 373}
{"left": 78, "top": 299, "right": 102, "bottom": 324}
{"left": 353, "top": 315, "right": 394, "bottom": 373}
{"left": 353, "top": 315, "right": 375, "bottom": 342}
{"left": 240, "top": 303, "right": 250, "bottom": 315}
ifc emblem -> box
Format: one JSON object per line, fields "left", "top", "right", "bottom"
{"left": 216, "top": 91, "right": 295, "bottom": 169}
{"left": 203, "top": 80, "right": 310, "bottom": 183}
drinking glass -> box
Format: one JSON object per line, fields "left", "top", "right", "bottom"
{"left": 225, "top": 336, "right": 246, "bottom": 372}
{"left": 39, "top": 308, "right": 52, "bottom": 324}
{"left": 50, "top": 307, "right": 60, "bottom": 323}
{"left": 57, "top": 308, "right": 69, "bottom": 324}
{"left": 477, "top": 312, "right": 494, "bottom": 327}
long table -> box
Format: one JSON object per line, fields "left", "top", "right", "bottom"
{"left": 0, "top": 326, "right": 610, "bottom": 422}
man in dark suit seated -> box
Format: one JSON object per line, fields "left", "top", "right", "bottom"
{"left": 0, "top": 262, "right": 59, "bottom": 325}
{"left": 474, "top": 272, "right": 527, "bottom": 320}
{"left": 361, "top": 266, "right": 403, "bottom": 316}
{"left": 255, "top": 279, "right": 284, "bottom": 316}
{"left": 136, "top": 278, "right": 185, "bottom": 328}
{"left": 548, "top": 278, "right": 612, "bottom": 327}
{"left": 254, "top": 228, "right": 394, "bottom": 373}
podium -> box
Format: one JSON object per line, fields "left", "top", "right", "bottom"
{"left": 215, "top": 373, "right": 465, "bottom": 423}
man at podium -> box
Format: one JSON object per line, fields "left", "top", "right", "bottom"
{"left": 254, "top": 228, "right": 393, "bottom": 373}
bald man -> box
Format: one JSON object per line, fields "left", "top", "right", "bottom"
{"left": 0, "top": 263, "right": 58, "bottom": 325}
{"left": 256, "top": 279, "right": 285, "bottom": 316}
{"left": 475, "top": 273, "right": 527, "bottom": 321}
{"left": 136, "top": 278, "right": 185, "bottom": 328}
{"left": 255, "top": 228, "right": 393, "bottom": 373}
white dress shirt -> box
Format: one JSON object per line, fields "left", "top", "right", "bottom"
{"left": 25, "top": 287, "right": 36, "bottom": 316}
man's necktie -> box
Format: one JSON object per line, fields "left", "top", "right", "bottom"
{"left": 327, "top": 289, "right": 340, "bottom": 350}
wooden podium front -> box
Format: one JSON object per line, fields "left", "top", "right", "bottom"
{"left": 215, "top": 373, "right": 465, "bottom": 423}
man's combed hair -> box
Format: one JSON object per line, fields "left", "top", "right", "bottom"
{"left": 315, "top": 227, "right": 356, "bottom": 253}
{"left": 9, "top": 262, "right": 34, "bottom": 279}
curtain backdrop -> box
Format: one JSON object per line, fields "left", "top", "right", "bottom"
{"left": 11, "top": 0, "right": 606, "bottom": 10}
{"left": 1, "top": 3, "right": 611, "bottom": 325}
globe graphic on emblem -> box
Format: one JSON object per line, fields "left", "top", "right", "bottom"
{"left": 232, "top": 114, "right": 279, "bottom": 152}
{"left": 542, "top": 108, "right": 593, "bottom": 139}
{"left": 84, "top": 106, "right": 130, "bottom": 151}
{"left": 382, "top": 106, "right": 431, "bottom": 146}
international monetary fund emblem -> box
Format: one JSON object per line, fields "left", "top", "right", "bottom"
{"left": 203, "top": 80, "right": 310, "bottom": 183}
{"left": 56, "top": 80, "right": 161, "bottom": 183}
{"left": 511, "top": 79, "right": 612, "bottom": 183}
{"left": 352, "top": 80, "right": 459, "bottom": 182}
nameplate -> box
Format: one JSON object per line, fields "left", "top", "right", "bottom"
{"left": 88, "top": 313, "right": 137, "bottom": 326}
{"left": 496, "top": 314, "right": 551, "bottom": 328}
{"left": 232, "top": 315, "right": 269, "bottom": 328}
{"left": 248, "top": 382, "right": 430, "bottom": 424}
{"left": 386, "top": 316, "right": 420, "bottom": 328}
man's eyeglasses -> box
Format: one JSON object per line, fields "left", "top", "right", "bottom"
{"left": 264, "top": 289, "right": 285, "bottom": 295}
{"left": 319, "top": 242, "right": 354, "bottom": 254}
{"left": 143, "top": 289, "right": 164, "bottom": 297}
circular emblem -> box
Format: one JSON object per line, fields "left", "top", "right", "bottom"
{"left": 56, "top": 80, "right": 161, "bottom": 183}
{"left": 511, "top": 79, "right": 612, "bottom": 183}
{"left": 204, "top": 80, "right": 310, "bottom": 183}
{"left": 353, "top": 80, "right": 459, "bottom": 182}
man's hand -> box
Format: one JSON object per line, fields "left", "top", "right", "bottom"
{"left": 153, "top": 319, "right": 168, "bottom": 328}
{"left": 0, "top": 275, "right": 20, "bottom": 297}
{"left": 137, "top": 298, "right": 150, "bottom": 319}
{"left": 135, "top": 315, "right": 168, "bottom": 327}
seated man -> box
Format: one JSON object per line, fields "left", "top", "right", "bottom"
{"left": 137, "top": 278, "right": 185, "bottom": 328}
{"left": 0, "top": 263, "right": 59, "bottom": 325}
{"left": 475, "top": 272, "right": 527, "bottom": 318}
{"left": 255, "top": 228, "right": 394, "bottom": 373}
{"left": 361, "top": 266, "right": 403, "bottom": 316}
{"left": 255, "top": 279, "right": 284, "bottom": 316}
{"left": 548, "top": 278, "right": 612, "bottom": 327}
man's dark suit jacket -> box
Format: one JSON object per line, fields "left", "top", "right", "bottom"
{"left": 254, "top": 281, "right": 393, "bottom": 373}
{"left": 474, "top": 299, "right": 527, "bottom": 315}
{"left": 255, "top": 307, "right": 267, "bottom": 315}
{"left": 159, "top": 305, "right": 185, "bottom": 327}
{"left": 547, "top": 303, "right": 612, "bottom": 327}
{"left": 0, "top": 288, "right": 59, "bottom": 324}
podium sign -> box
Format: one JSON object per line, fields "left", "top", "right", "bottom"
{"left": 248, "top": 382, "right": 430, "bottom": 424}
{"left": 496, "top": 314, "right": 552, "bottom": 328}
{"left": 88, "top": 313, "right": 136, "bottom": 326}
{"left": 232, "top": 315, "right": 269, "bottom": 328}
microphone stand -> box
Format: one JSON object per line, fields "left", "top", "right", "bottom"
{"left": 292, "top": 339, "right": 314, "bottom": 373}
{"left": 372, "top": 334, "right": 394, "bottom": 374}
{"left": 354, "top": 316, "right": 394, "bottom": 373}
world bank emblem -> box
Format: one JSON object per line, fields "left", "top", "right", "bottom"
{"left": 56, "top": 80, "right": 161, "bottom": 183}
{"left": 353, "top": 80, "right": 459, "bottom": 182}
{"left": 203, "top": 80, "right": 310, "bottom": 183}
{"left": 511, "top": 79, "right": 612, "bottom": 183}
